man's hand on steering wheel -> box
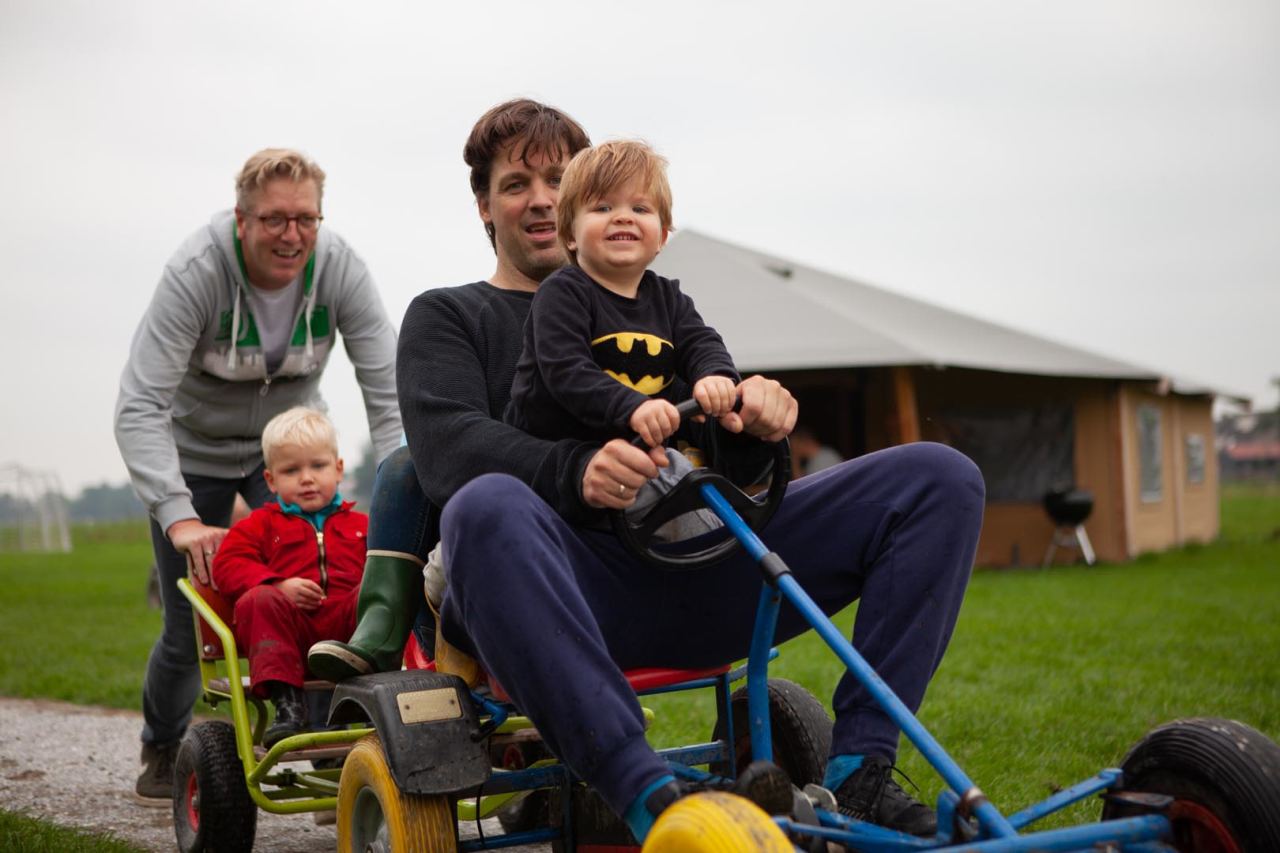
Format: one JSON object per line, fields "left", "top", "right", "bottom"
{"left": 582, "top": 439, "right": 669, "bottom": 510}
{"left": 718, "top": 375, "right": 797, "bottom": 442}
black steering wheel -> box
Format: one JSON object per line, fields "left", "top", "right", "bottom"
{"left": 610, "top": 398, "right": 791, "bottom": 570}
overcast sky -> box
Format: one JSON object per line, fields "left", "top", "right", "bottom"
{"left": 2, "top": 0, "right": 1277, "bottom": 497}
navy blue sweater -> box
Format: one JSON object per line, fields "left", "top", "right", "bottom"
{"left": 397, "top": 280, "right": 771, "bottom": 537}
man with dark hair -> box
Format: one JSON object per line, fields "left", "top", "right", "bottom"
{"left": 317, "top": 99, "right": 984, "bottom": 840}
{"left": 309, "top": 100, "right": 592, "bottom": 679}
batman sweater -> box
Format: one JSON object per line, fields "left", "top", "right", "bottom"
{"left": 504, "top": 266, "right": 739, "bottom": 442}
{"left": 397, "top": 278, "right": 766, "bottom": 536}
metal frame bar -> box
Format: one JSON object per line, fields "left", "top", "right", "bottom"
{"left": 177, "top": 578, "right": 372, "bottom": 815}
{"left": 696, "top": 483, "right": 1173, "bottom": 851}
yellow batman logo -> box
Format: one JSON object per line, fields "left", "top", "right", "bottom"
{"left": 591, "top": 332, "right": 675, "bottom": 395}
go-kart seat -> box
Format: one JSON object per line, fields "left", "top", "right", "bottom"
{"left": 186, "top": 572, "right": 335, "bottom": 693}
{"left": 399, "top": 629, "right": 731, "bottom": 701}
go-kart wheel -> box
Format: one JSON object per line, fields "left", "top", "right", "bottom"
{"left": 337, "top": 733, "right": 457, "bottom": 853}
{"left": 611, "top": 399, "right": 791, "bottom": 570}
{"left": 710, "top": 678, "right": 832, "bottom": 789}
{"left": 1101, "top": 717, "right": 1280, "bottom": 852}
{"left": 172, "top": 721, "right": 256, "bottom": 853}
{"left": 642, "top": 790, "right": 792, "bottom": 852}
{"left": 490, "top": 740, "right": 551, "bottom": 833}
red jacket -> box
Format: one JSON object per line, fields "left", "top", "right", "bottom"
{"left": 212, "top": 502, "right": 368, "bottom": 605}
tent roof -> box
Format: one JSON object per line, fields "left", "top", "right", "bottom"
{"left": 651, "top": 229, "right": 1237, "bottom": 400}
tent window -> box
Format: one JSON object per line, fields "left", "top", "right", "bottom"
{"left": 933, "top": 405, "right": 1074, "bottom": 502}
{"left": 1185, "top": 433, "right": 1206, "bottom": 485}
{"left": 1137, "top": 405, "right": 1163, "bottom": 502}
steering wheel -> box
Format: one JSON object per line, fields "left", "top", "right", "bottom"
{"left": 610, "top": 398, "right": 791, "bottom": 570}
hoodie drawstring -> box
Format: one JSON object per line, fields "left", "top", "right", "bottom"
{"left": 304, "top": 281, "right": 316, "bottom": 360}
{"left": 226, "top": 286, "right": 242, "bottom": 371}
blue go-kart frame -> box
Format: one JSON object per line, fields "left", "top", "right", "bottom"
{"left": 329, "top": 399, "right": 1278, "bottom": 852}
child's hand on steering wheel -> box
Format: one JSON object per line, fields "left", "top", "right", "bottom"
{"left": 693, "top": 375, "right": 737, "bottom": 421}
{"left": 629, "top": 399, "right": 682, "bottom": 448}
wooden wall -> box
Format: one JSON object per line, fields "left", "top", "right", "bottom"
{"left": 768, "top": 365, "right": 1218, "bottom": 567}
{"left": 911, "top": 368, "right": 1128, "bottom": 567}
{"left": 1119, "top": 385, "right": 1219, "bottom": 556}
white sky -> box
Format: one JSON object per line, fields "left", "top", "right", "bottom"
{"left": 2, "top": 0, "right": 1277, "bottom": 496}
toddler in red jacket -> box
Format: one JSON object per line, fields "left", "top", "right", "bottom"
{"left": 212, "top": 407, "right": 367, "bottom": 746}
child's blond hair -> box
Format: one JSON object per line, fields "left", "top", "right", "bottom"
{"left": 556, "top": 140, "right": 673, "bottom": 266}
{"left": 261, "top": 407, "right": 339, "bottom": 467}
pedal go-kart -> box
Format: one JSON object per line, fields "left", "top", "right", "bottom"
{"left": 177, "top": 399, "right": 1280, "bottom": 852}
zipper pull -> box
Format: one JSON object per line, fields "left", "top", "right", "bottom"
{"left": 260, "top": 376, "right": 272, "bottom": 397}
{"left": 316, "top": 530, "right": 327, "bottom": 592}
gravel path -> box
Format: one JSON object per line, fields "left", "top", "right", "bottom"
{"left": 0, "top": 696, "right": 544, "bottom": 853}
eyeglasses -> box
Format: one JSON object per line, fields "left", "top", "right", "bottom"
{"left": 255, "top": 214, "right": 324, "bottom": 235}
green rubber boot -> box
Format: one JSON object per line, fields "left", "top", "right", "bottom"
{"left": 308, "top": 551, "right": 423, "bottom": 681}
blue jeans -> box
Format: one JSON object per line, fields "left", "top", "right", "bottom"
{"left": 437, "top": 443, "right": 984, "bottom": 816}
{"left": 143, "top": 468, "right": 272, "bottom": 746}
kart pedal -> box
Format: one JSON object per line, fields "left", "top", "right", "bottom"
{"left": 802, "top": 782, "right": 838, "bottom": 812}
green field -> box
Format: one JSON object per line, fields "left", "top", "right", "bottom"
{"left": 0, "top": 810, "right": 145, "bottom": 853}
{"left": 1, "top": 485, "right": 1277, "bottom": 834}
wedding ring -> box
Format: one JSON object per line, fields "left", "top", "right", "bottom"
{"left": 618, "top": 483, "right": 626, "bottom": 496}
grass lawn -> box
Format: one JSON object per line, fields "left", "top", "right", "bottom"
{"left": 1, "top": 485, "right": 1277, "bottom": 833}
{"left": 0, "top": 810, "right": 145, "bottom": 853}
{"left": 0, "top": 522, "right": 161, "bottom": 709}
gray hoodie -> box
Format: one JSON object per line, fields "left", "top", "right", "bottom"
{"left": 115, "top": 210, "right": 401, "bottom": 533}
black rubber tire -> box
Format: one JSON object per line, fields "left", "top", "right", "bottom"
{"left": 490, "top": 740, "right": 552, "bottom": 834}
{"left": 549, "top": 783, "right": 636, "bottom": 852}
{"left": 710, "top": 678, "right": 832, "bottom": 789}
{"left": 173, "top": 721, "right": 257, "bottom": 853}
{"left": 1101, "top": 717, "right": 1280, "bottom": 852}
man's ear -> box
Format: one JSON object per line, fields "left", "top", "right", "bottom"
{"left": 476, "top": 192, "right": 492, "bottom": 226}
{"left": 263, "top": 468, "right": 278, "bottom": 494}
{"left": 234, "top": 207, "right": 247, "bottom": 241}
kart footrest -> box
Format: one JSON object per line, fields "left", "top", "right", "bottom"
{"left": 207, "top": 676, "right": 337, "bottom": 694}
{"left": 253, "top": 742, "right": 354, "bottom": 762}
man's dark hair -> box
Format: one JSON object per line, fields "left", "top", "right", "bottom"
{"left": 464, "top": 98, "right": 591, "bottom": 248}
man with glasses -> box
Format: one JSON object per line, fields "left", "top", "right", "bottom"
{"left": 115, "top": 147, "right": 401, "bottom": 802}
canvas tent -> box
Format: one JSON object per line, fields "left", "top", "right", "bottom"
{"left": 652, "top": 230, "right": 1240, "bottom": 566}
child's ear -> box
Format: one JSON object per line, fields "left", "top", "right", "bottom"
{"left": 263, "top": 469, "right": 278, "bottom": 494}
{"left": 335, "top": 458, "right": 345, "bottom": 480}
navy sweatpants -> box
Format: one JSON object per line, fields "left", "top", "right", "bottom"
{"left": 438, "top": 442, "right": 984, "bottom": 817}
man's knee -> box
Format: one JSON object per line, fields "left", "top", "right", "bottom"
{"left": 373, "top": 446, "right": 418, "bottom": 500}
{"left": 900, "top": 442, "right": 985, "bottom": 507}
{"left": 442, "top": 474, "right": 539, "bottom": 539}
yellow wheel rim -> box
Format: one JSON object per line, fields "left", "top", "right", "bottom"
{"left": 336, "top": 734, "right": 456, "bottom": 853}
{"left": 643, "top": 791, "right": 792, "bottom": 852}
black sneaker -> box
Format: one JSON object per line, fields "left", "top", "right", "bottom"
{"left": 264, "top": 683, "right": 309, "bottom": 747}
{"left": 833, "top": 756, "right": 936, "bottom": 837}
{"left": 134, "top": 741, "right": 179, "bottom": 803}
